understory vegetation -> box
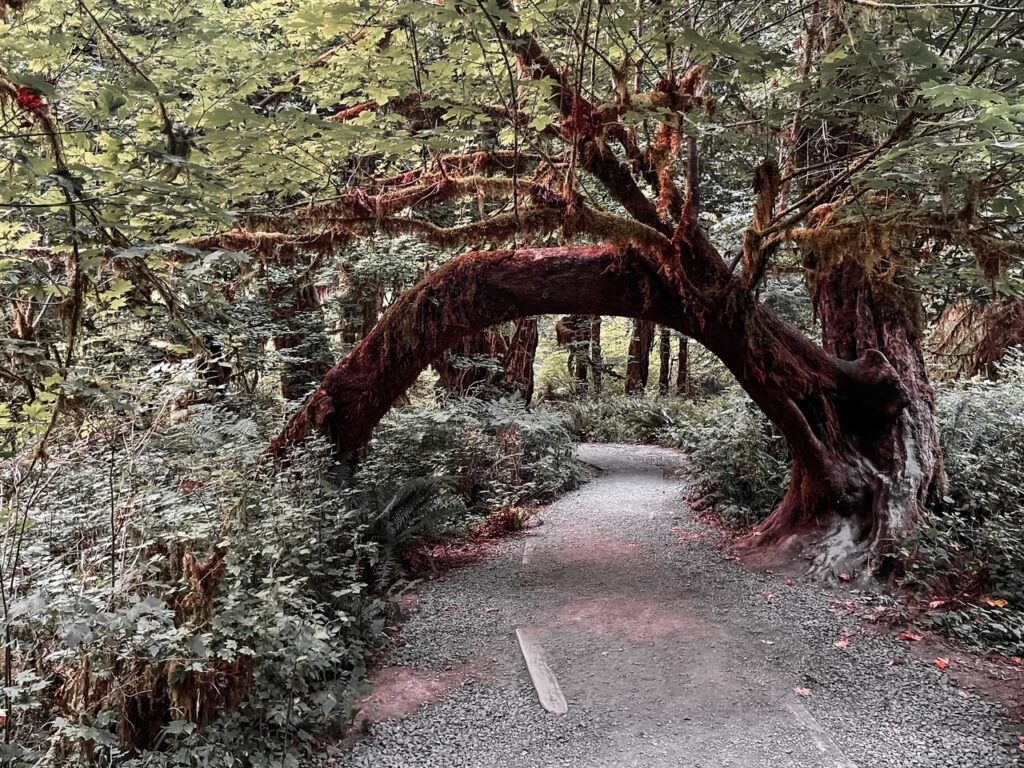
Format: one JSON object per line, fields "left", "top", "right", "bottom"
{"left": 3, "top": 386, "right": 574, "bottom": 765}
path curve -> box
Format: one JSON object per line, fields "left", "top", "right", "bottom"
{"left": 333, "top": 444, "right": 1020, "bottom": 768}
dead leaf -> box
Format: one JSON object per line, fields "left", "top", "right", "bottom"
{"left": 784, "top": 578, "right": 794, "bottom": 586}
{"left": 762, "top": 640, "right": 776, "bottom": 645}
{"left": 982, "top": 597, "right": 1009, "bottom": 608}
{"left": 935, "top": 658, "right": 950, "bottom": 670}
{"left": 793, "top": 687, "right": 811, "bottom": 697}
{"left": 927, "top": 599, "right": 948, "bottom": 610}
{"left": 838, "top": 572, "right": 852, "bottom": 583}
{"left": 834, "top": 639, "right": 849, "bottom": 649}
{"left": 899, "top": 630, "right": 923, "bottom": 642}
{"left": 762, "top": 591, "right": 776, "bottom": 601}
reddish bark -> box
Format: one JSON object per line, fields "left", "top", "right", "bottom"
{"left": 742, "top": 258, "right": 942, "bottom": 576}
{"left": 625, "top": 319, "right": 655, "bottom": 394}
{"left": 555, "top": 314, "right": 601, "bottom": 391}
{"left": 435, "top": 318, "right": 539, "bottom": 403}
{"left": 973, "top": 299, "right": 1024, "bottom": 378}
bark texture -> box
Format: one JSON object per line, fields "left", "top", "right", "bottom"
{"left": 658, "top": 326, "right": 672, "bottom": 395}
{"left": 435, "top": 318, "right": 539, "bottom": 402}
{"left": 625, "top": 319, "right": 655, "bottom": 394}
{"left": 676, "top": 334, "right": 689, "bottom": 395}
{"left": 743, "top": 258, "right": 942, "bottom": 576}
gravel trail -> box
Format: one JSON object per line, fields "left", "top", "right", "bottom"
{"left": 330, "top": 443, "right": 1021, "bottom": 768}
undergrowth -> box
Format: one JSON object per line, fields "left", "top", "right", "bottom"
{"left": 2, "top": 395, "right": 576, "bottom": 766}
{"left": 898, "top": 355, "right": 1024, "bottom": 655}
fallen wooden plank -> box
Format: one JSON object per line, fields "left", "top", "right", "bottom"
{"left": 515, "top": 628, "right": 568, "bottom": 715}
{"left": 521, "top": 538, "right": 536, "bottom": 567}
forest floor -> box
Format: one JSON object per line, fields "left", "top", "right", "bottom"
{"left": 327, "top": 444, "right": 1022, "bottom": 768}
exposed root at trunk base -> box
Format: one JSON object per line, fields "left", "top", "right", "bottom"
{"left": 735, "top": 515, "right": 875, "bottom": 584}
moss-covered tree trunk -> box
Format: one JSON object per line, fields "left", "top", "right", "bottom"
{"left": 658, "top": 326, "right": 671, "bottom": 395}
{"left": 676, "top": 334, "right": 689, "bottom": 395}
{"left": 268, "top": 238, "right": 937, "bottom": 578}
{"left": 625, "top": 319, "right": 654, "bottom": 394}
{"left": 740, "top": 258, "right": 942, "bottom": 576}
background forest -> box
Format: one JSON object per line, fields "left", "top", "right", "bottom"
{"left": 1, "top": 0, "right": 1023, "bottom": 765}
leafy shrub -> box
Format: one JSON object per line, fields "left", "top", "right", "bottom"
{"left": 675, "top": 397, "right": 790, "bottom": 528}
{"left": 558, "top": 395, "right": 708, "bottom": 445}
{"left": 3, "top": 395, "right": 578, "bottom": 766}
{"left": 359, "top": 395, "right": 579, "bottom": 521}
{"left": 898, "top": 355, "right": 1024, "bottom": 653}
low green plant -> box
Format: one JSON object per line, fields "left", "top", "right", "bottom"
{"left": 898, "top": 354, "right": 1024, "bottom": 654}
{"left": 676, "top": 397, "right": 790, "bottom": 528}
{"left": 3, "top": 394, "right": 578, "bottom": 766}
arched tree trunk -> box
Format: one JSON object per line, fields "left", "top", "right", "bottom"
{"left": 658, "top": 326, "right": 671, "bottom": 395}
{"left": 625, "top": 319, "right": 654, "bottom": 394}
{"left": 742, "top": 258, "right": 942, "bottom": 577}
{"left": 676, "top": 334, "right": 689, "bottom": 395}
{"left": 269, "top": 240, "right": 930, "bottom": 577}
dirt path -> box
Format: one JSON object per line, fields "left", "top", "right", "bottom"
{"left": 334, "top": 444, "right": 1020, "bottom": 768}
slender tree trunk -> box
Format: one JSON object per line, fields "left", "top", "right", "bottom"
{"left": 625, "top": 319, "right": 654, "bottom": 394}
{"left": 556, "top": 314, "right": 595, "bottom": 392}
{"left": 503, "top": 318, "right": 539, "bottom": 403}
{"left": 589, "top": 315, "right": 603, "bottom": 394}
{"left": 658, "top": 326, "right": 671, "bottom": 395}
{"left": 972, "top": 299, "right": 1024, "bottom": 378}
{"left": 676, "top": 334, "right": 689, "bottom": 395}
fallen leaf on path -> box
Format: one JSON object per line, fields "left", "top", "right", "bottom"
{"left": 899, "top": 630, "right": 923, "bottom": 642}
{"left": 982, "top": 597, "right": 1009, "bottom": 608}
{"left": 762, "top": 591, "right": 776, "bottom": 601}
{"left": 793, "top": 687, "right": 811, "bottom": 697}
{"left": 838, "top": 572, "right": 852, "bottom": 582}
{"left": 1013, "top": 657, "right": 1023, "bottom": 666}
{"left": 927, "top": 599, "right": 948, "bottom": 610}
{"left": 935, "top": 658, "right": 950, "bottom": 670}
{"left": 784, "top": 578, "right": 794, "bottom": 586}
{"left": 834, "top": 639, "right": 849, "bottom": 649}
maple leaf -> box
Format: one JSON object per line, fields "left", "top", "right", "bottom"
{"left": 793, "top": 687, "right": 811, "bottom": 697}
{"left": 899, "top": 630, "right": 923, "bottom": 642}
{"left": 834, "top": 639, "right": 849, "bottom": 649}
{"left": 934, "top": 658, "right": 950, "bottom": 670}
